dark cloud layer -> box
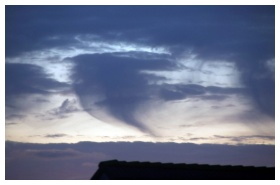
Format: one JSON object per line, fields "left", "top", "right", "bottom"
{"left": 5, "top": 141, "right": 275, "bottom": 180}
{"left": 6, "top": 6, "right": 274, "bottom": 57}
{"left": 5, "top": 63, "right": 70, "bottom": 116}
{"left": 241, "top": 68, "right": 275, "bottom": 117}
{"left": 6, "top": 6, "right": 275, "bottom": 128}
{"left": 6, "top": 63, "right": 69, "bottom": 98}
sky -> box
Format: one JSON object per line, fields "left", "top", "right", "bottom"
{"left": 4, "top": 4, "right": 275, "bottom": 180}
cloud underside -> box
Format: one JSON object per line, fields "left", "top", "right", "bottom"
{"left": 6, "top": 63, "right": 69, "bottom": 96}
{"left": 5, "top": 6, "right": 275, "bottom": 133}
{"left": 71, "top": 53, "right": 252, "bottom": 133}
{"left": 5, "top": 141, "right": 275, "bottom": 179}
{"left": 5, "top": 63, "right": 70, "bottom": 118}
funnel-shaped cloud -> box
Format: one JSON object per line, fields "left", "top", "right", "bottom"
{"left": 71, "top": 52, "right": 174, "bottom": 133}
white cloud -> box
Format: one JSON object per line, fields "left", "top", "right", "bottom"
{"left": 141, "top": 52, "right": 243, "bottom": 88}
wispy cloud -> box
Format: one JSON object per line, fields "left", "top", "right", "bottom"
{"left": 44, "top": 134, "right": 70, "bottom": 138}
{"left": 25, "top": 148, "right": 81, "bottom": 159}
{"left": 5, "top": 122, "right": 19, "bottom": 126}
{"left": 36, "top": 98, "right": 80, "bottom": 120}
{"left": 214, "top": 135, "right": 275, "bottom": 143}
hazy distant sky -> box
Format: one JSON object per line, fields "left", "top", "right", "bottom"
{"left": 5, "top": 5, "right": 275, "bottom": 145}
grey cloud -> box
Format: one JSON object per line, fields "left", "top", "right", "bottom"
{"left": 33, "top": 98, "right": 50, "bottom": 103}
{"left": 6, "top": 6, "right": 274, "bottom": 122}
{"left": 182, "top": 134, "right": 275, "bottom": 143}
{"left": 5, "top": 114, "right": 26, "bottom": 120}
{"left": 5, "top": 122, "right": 18, "bottom": 126}
{"left": 198, "top": 95, "right": 229, "bottom": 101}
{"left": 71, "top": 52, "right": 257, "bottom": 133}
{"left": 44, "top": 134, "right": 69, "bottom": 138}
{"left": 6, "top": 6, "right": 274, "bottom": 59}
{"left": 36, "top": 99, "right": 80, "bottom": 121}
{"left": 48, "top": 99, "right": 80, "bottom": 118}
{"left": 205, "top": 86, "right": 247, "bottom": 95}
{"left": 159, "top": 88, "right": 187, "bottom": 101}
{"left": 5, "top": 63, "right": 70, "bottom": 116}
{"left": 25, "top": 148, "right": 80, "bottom": 159}
{"left": 159, "top": 84, "right": 205, "bottom": 101}
{"left": 6, "top": 63, "right": 69, "bottom": 96}
{"left": 71, "top": 52, "right": 174, "bottom": 133}
{"left": 179, "top": 123, "right": 208, "bottom": 128}
{"left": 189, "top": 137, "right": 210, "bottom": 141}
{"left": 5, "top": 141, "right": 275, "bottom": 179}
{"left": 214, "top": 135, "right": 275, "bottom": 143}
{"left": 242, "top": 72, "right": 275, "bottom": 118}
{"left": 227, "top": 109, "right": 274, "bottom": 124}
{"left": 159, "top": 84, "right": 246, "bottom": 101}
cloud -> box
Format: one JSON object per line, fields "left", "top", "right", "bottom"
{"left": 6, "top": 63, "right": 69, "bottom": 96}
{"left": 5, "top": 113, "right": 26, "bottom": 120}
{"left": 70, "top": 51, "right": 272, "bottom": 133}
{"left": 25, "top": 148, "right": 80, "bottom": 159}
{"left": 241, "top": 67, "right": 275, "bottom": 118}
{"left": 47, "top": 99, "right": 80, "bottom": 119}
{"left": 6, "top": 6, "right": 274, "bottom": 57}
{"left": 44, "top": 134, "right": 69, "bottom": 138}
{"left": 33, "top": 98, "right": 50, "bottom": 103}
{"left": 5, "top": 63, "right": 70, "bottom": 117}
{"left": 183, "top": 134, "right": 275, "bottom": 144}
{"left": 224, "top": 108, "right": 274, "bottom": 125}
{"left": 159, "top": 84, "right": 205, "bottom": 101}
{"left": 159, "top": 84, "right": 246, "bottom": 101}
{"left": 214, "top": 135, "right": 275, "bottom": 143}
{"left": 5, "top": 122, "right": 19, "bottom": 126}
{"left": 69, "top": 49, "right": 254, "bottom": 133}
{"left": 71, "top": 52, "right": 174, "bottom": 133}
{"left": 189, "top": 137, "right": 210, "bottom": 141}
{"left": 5, "top": 141, "right": 275, "bottom": 179}
{"left": 198, "top": 95, "right": 229, "bottom": 101}
{"left": 34, "top": 98, "right": 80, "bottom": 121}
{"left": 5, "top": 6, "right": 274, "bottom": 131}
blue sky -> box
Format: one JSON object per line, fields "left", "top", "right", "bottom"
{"left": 4, "top": 4, "right": 275, "bottom": 180}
